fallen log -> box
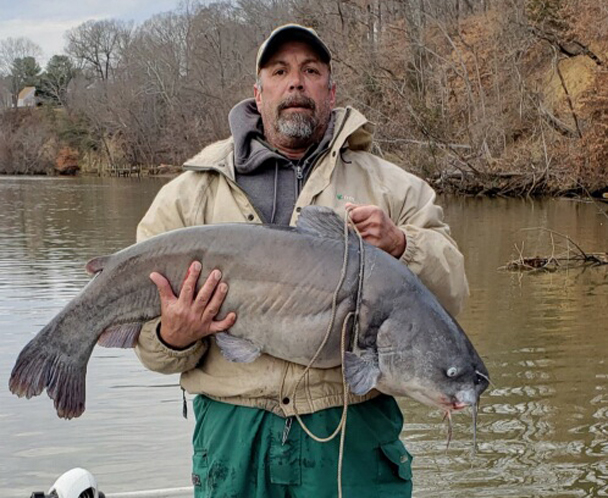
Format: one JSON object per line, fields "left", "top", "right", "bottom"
{"left": 500, "top": 228, "right": 608, "bottom": 272}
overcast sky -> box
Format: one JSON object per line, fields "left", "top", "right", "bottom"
{"left": 0, "top": 0, "right": 182, "bottom": 65}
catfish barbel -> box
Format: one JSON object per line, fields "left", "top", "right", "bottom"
{"left": 9, "top": 206, "right": 489, "bottom": 420}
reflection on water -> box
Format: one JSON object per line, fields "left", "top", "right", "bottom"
{"left": 0, "top": 177, "right": 194, "bottom": 497}
{"left": 0, "top": 178, "right": 606, "bottom": 497}
{"left": 404, "top": 197, "right": 608, "bottom": 498}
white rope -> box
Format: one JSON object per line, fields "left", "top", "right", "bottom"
{"left": 292, "top": 208, "right": 365, "bottom": 498}
{"left": 109, "top": 211, "right": 365, "bottom": 498}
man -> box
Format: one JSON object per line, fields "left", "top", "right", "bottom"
{"left": 136, "top": 24, "right": 468, "bottom": 498}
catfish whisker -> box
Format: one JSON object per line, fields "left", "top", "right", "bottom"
{"left": 443, "top": 410, "right": 453, "bottom": 449}
{"left": 476, "top": 370, "right": 495, "bottom": 388}
{"left": 472, "top": 400, "right": 478, "bottom": 455}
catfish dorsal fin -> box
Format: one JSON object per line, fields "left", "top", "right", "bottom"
{"left": 85, "top": 255, "right": 110, "bottom": 276}
{"left": 296, "top": 206, "right": 347, "bottom": 239}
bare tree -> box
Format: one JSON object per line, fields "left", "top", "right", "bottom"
{"left": 66, "top": 19, "right": 133, "bottom": 81}
{"left": 2, "top": 0, "right": 605, "bottom": 192}
{"left": 0, "top": 37, "right": 42, "bottom": 76}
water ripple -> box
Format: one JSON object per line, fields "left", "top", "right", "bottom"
{"left": 2, "top": 184, "right": 607, "bottom": 497}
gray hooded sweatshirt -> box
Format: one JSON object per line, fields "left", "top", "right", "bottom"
{"left": 229, "top": 99, "right": 335, "bottom": 226}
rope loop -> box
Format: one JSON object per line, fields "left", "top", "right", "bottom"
{"left": 291, "top": 207, "right": 366, "bottom": 498}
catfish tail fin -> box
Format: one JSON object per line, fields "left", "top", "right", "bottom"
{"left": 9, "top": 334, "right": 87, "bottom": 419}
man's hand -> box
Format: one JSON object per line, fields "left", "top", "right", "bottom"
{"left": 345, "top": 203, "right": 406, "bottom": 258}
{"left": 149, "top": 261, "right": 237, "bottom": 349}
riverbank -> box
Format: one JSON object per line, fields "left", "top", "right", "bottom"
{"left": 2, "top": 2, "right": 608, "bottom": 198}
{"left": 2, "top": 166, "right": 607, "bottom": 200}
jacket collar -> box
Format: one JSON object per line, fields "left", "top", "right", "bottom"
{"left": 182, "top": 106, "right": 374, "bottom": 179}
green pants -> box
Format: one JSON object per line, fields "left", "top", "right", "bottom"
{"left": 191, "top": 394, "right": 413, "bottom": 498}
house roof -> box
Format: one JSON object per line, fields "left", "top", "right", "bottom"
{"left": 18, "top": 86, "right": 36, "bottom": 99}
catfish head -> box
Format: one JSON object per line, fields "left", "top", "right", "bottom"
{"left": 344, "top": 273, "right": 489, "bottom": 413}
{"left": 374, "top": 308, "right": 489, "bottom": 412}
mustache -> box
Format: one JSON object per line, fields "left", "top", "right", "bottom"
{"left": 277, "top": 96, "right": 316, "bottom": 112}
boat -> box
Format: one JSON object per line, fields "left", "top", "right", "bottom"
{"left": 29, "top": 468, "right": 192, "bottom": 498}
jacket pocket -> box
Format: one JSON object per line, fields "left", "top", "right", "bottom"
{"left": 377, "top": 439, "right": 413, "bottom": 482}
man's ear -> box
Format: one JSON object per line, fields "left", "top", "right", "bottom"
{"left": 329, "top": 81, "right": 337, "bottom": 109}
{"left": 254, "top": 82, "right": 262, "bottom": 111}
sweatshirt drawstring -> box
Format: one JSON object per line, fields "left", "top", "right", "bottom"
{"left": 270, "top": 161, "right": 278, "bottom": 224}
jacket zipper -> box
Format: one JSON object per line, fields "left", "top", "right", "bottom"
{"left": 294, "top": 107, "right": 351, "bottom": 199}
{"left": 295, "top": 164, "right": 304, "bottom": 196}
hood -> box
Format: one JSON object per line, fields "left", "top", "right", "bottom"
{"left": 183, "top": 102, "right": 376, "bottom": 176}
{"left": 228, "top": 99, "right": 271, "bottom": 174}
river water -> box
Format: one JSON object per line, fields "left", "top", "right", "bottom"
{"left": 0, "top": 176, "right": 606, "bottom": 497}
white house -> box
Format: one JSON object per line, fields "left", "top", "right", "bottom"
{"left": 17, "top": 86, "right": 36, "bottom": 107}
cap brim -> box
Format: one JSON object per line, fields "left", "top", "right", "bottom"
{"left": 257, "top": 26, "right": 331, "bottom": 72}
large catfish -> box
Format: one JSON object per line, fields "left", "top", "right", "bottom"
{"left": 9, "top": 206, "right": 489, "bottom": 419}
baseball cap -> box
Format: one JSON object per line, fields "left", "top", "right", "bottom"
{"left": 256, "top": 24, "right": 331, "bottom": 74}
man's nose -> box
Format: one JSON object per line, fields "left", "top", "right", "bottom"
{"left": 288, "top": 72, "right": 305, "bottom": 91}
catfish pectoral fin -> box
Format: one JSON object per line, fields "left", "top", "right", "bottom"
{"left": 97, "top": 322, "right": 143, "bottom": 348}
{"left": 344, "top": 350, "right": 380, "bottom": 395}
{"left": 215, "top": 332, "right": 261, "bottom": 363}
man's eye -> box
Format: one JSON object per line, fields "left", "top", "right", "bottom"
{"left": 274, "top": 69, "right": 285, "bottom": 76}
{"left": 305, "top": 68, "right": 319, "bottom": 74}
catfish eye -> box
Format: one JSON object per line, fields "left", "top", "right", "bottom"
{"left": 446, "top": 367, "right": 458, "bottom": 378}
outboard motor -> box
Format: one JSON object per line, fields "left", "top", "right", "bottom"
{"left": 30, "top": 468, "right": 105, "bottom": 498}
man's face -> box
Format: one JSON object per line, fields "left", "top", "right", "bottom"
{"left": 254, "top": 40, "right": 336, "bottom": 149}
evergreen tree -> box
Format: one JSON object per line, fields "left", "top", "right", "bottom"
{"left": 9, "top": 56, "right": 41, "bottom": 106}
{"left": 40, "top": 55, "right": 76, "bottom": 106}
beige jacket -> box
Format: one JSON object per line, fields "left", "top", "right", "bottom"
{"left": 135, "top": 106, "right": 469, "bottom": 417}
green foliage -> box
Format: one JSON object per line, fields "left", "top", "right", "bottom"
{"left": 0, "top": 37, "right": 42, "bottom": 77}
{"left": 55, "top": 112, "right": 98, "bottom": 152}
{"left": 39, "top": 55, "right": 76, "bottom": 106}
{"left": 6, "top": 56, "right": 41, "bottom": 106}
{"left": 11, "top": 56, "right": 41, "bottom": 88}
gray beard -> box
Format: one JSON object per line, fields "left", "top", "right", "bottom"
{"left": 276, "top": 111, "right": 317, "bottom": 141}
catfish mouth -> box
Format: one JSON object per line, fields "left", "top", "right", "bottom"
{"left": 440, "top": 398, "right": 473, "bottom": 411}
{"left": 438, "top": 384, "right": 484, "bottom": 412}
{"left": 440, "top": 370, "right": 490, "bottom": 411}
{"left": 406, "top": 386, "right": 480, "bottom": 412}
{"left": 402, "top": 385, "right": 454, "bottom": 410}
